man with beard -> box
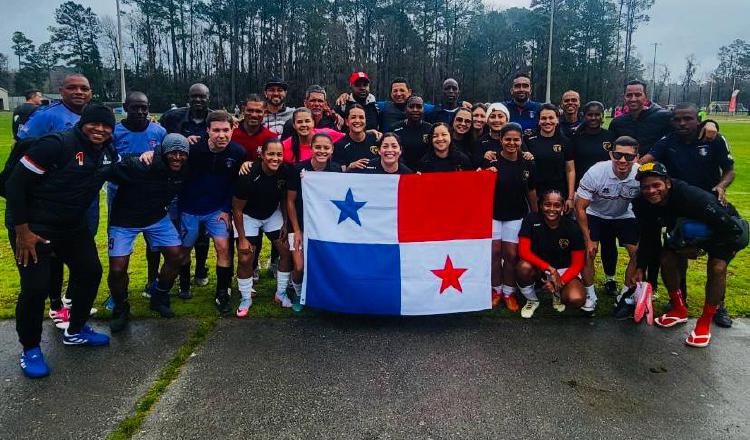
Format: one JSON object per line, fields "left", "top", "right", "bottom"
{"left": 391, "top": 95, "right": 432, "bottom": 170}
{"left": 15, "top": 74, "right": 95, "bottom": 330}
{"left": 425, "top": 78, "right": 462, "bottom": 124}
{"left": 503, "top": 73, "right": 542, "bottom": 132}
{"left": 641, "top": 103, "right": 736, "bottom": 328}
{"left": 281, "top": 85, "right": 342, "bottom": 139}
{"left": 159, "top": 83, "right": 213, "bottom": 296}
{"left": 336, "top": 72, "right": 380, "bottom": 131}
{"left": 109, "top": 92, "right": 167, "bottom": 299}
{"left": 262, "top": 78, "right": 295, "bottom": 135}
{"left": 560, "top": 90, "right": 583, "bottom": 137}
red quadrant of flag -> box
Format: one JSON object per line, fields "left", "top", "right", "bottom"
{"left": 397, "top": 171, "right": 495, "bottom": 243}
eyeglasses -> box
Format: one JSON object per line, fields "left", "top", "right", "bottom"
{"left": 454, "top": 117, "right": 471, "bottom": 124}
{"left": 611, "top": 151, "right": 637, "bottom": 161}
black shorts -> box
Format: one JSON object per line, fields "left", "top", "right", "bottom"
{"left": 587, "top": 215, "right": 638, "bottom": 246}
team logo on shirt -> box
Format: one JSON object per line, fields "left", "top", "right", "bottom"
{"left": 552, "top": 144, "right": 562, "bottom": 153}
{"left": 528, "top": 111, "right": 535, "bottom": 119}
{"left": 558, "top": 238, "right": 570, "bottom": 249}
{"left": 148, "top": 139, "right": 158, "bottom": 149}
{"left": 422, "top": 134, "right": 430, "bottom": 144}
{"left": 370, "top": 145, "right": 379, "bottom": 155}
{"left": 522, "top": 170, "right": 530, "bottom": 180}
{"left": 697, "top": 146, "right": 708, "bottom": 157}
{"left": 225, "top": 158, "right": 236, "bottom": 168}
{"left": 277, "top": 178, "right": 286, "bottom": 190}
{"left": 602, "top": 141, "right": 612, "bottom": 151}
{"left": 524, "top": 129, "right": 534, "bottom": 137}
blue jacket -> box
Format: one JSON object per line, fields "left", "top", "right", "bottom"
{"left": 17, "top": 101, "right": 80, "bottom": 139}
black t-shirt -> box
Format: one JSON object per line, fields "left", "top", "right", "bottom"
{"left": 391, "top": 120, "right": 432, "bottom": 169}
{"left": 234, "top": 161, "right": 290, "bottom": 220}
{"left": 524, "top": 131, "right": 572, "bottom": 196}
{"left": 12, "top": 103, "right": 38, "bottom": 140}
{"left": 570, "top": 128, "right": 613, "bottom": 185}
{"left": 519, "top": 212, "right": 585, "bottom": 269}
{"left": 351, "top": 160, "right": 413, "bottom": 175}
{"left": 417, "top": 149, "right": 473, "bottom": 173}
{"left": 649, "top": 132, "right": 734, "bottom": 192}
{"left": 287, "top": 159, "right": 341, "bottom": 231}
{"left": 489, "top": 155, "right": 536, "bottom": 221}
{"left": 333, "top": 132, "right": 379, "bottom": 166}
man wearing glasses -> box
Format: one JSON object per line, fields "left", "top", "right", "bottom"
{"left": 574, "top": 136, "right": 642, "bottom": 317}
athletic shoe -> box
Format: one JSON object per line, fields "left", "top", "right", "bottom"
{"left": 193, "top": 275, "right": 209, "bottom": 287}
{"left": 552, "top": 293, "right": 566, "bottom": 313}
{"left": 520, "top": 300, "right": 540, "bottom": 319}
{"left": 685, "top": 326, "right": 711, "bottom": 348}
{"left": 104, "top": 295, "right": 114, "bottom": 311}
{"left": 613, "top": 300, "right": 635, "bottom": 320}
{"left": 581, "top": 295, "right": 597, "bottom": 314}
{"left": 141, "top": 284, "right": 152, "bottom": 299}
{"left": 49, "top": 307, "right": 70, "bottom": 330}
{"left": 20, "top": 347, "right": 49, "bottom": 378}
{"left": 491, "top": 290, "right": 502, "bottom": 308}
{"left": 61, "top": 296, "right": 97, "bottom": 315}
{"left": 236, "top": 298, "right": 252, "bottom": 318}
{"left": 110, "top": 302, "right": 131, "bottom": 333}
{"left": 63, "top": 325, "right": 110, "bottom": 346}
{"left": 655, "top": 310, "right": 688, "bottom": 328}
{"left": 215, "top": 294, "right": 231, "bottom": 315}
{"left": 177, "top": 289, "right": 193, "bottom": 300}
{"left": 274, "top": 292, "right": 293, "bottom": 308}
{"left": 503, "top": 294, "right": 520, "bottom": 313}
{"left": 713, "top": 305, "right": 733, "bottom": 328}
{"left": 149, "top": 300, "right": 175, "bottom": 318}
{"left": 634, "top": 282, "right": 653, "bottom": 324}
{"left": 604, "top": 280, "right": 618, "bottom": 297}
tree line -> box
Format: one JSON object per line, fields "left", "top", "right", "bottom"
{"left": 0, "top": 0, "right": 747, "bottom": 112}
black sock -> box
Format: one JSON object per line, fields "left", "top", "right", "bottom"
{"left": 156, "top": 277, "right": 173, "bottom": 293}
{"left": 216, "top": 266, "right": 232, "bottom": 296}
{"left": 179, "top": 263, "right": 191, "bottom": 291}
{"left": 146, "top": 250, "right": 161, "bottom": 284}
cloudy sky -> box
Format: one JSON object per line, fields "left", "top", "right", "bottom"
{"left": 1, "top": 0, "right": 747, "bottom": 84}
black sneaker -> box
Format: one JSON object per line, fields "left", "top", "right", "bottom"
{"left": 604, "top": 280, "right": 618, "bottom": 296}
{"left": 149, "top": 291, "right": 175, "bottom": 318}
{"left": 110, "top": 302, "right": 131, "bottom": 333}
{"left": 215, "top": 294, "right": 231, "bottom": 315}
{"left": 713, "top": 305, "right": 733, "bottom": 328}
{"left": 613, "top": 287, "right": 636, "bottom": 320}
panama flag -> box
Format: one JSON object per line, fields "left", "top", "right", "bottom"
{"left": 301, "top": 171, "right": 495, "bottom": 315}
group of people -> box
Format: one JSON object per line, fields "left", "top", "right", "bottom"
{"left": 5, "top": 70, "right": 746, "bottom": 379}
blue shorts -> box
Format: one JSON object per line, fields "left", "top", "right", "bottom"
{"left": 180, "top": 210, "right": 230, "bottom": 247}
{"left": 108, "top": 215, "right": 182, "bottom": 257}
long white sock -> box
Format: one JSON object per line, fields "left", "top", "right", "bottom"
{"left": 276, "top": 271, "right": 291, "bottom": 296}
{"left": 501, "top": 284, "right": 515, "bottom": 298}
{"left": 237, "top": 277, "right": 253, "bottom": 301}
{"left": 519, "top": 285, "right": 538, "bottom": 301}
{"left": 492, "top": 285, "right": 502, "bottom": 294}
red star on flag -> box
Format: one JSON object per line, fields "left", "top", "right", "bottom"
{"left": 431, "top": 255, "right": 468, "bottom": 294}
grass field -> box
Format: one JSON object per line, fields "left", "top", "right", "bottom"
{"left": 0, "top": 111, "right": 749, "bottom": 320}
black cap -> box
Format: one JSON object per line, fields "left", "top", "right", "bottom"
{"left": 264, "top": 78, "right": 288, "bottom": 91}
{"left": 78, "top": 103, "right": 116, "bottom": 129}
{"left": 635, "top": 161, "right": 668, "bottom": 181}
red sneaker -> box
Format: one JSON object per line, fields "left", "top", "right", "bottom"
{"left": 504, "top": 294, "right": 520, "bottom": 313}
{"left": 492, "top": 291, "right": 502, "bottom": 308}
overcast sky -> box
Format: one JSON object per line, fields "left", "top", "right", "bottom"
{"left": 1, "top": 0, "right": 747, "bottom": 84}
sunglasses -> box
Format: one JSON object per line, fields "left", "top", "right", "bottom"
{"left": 611, "top": 151, "right": 637, "bottom": 161}
{"left": 454, "top": 117, "right": 471, "bottom": 124}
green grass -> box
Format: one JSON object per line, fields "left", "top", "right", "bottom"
{"left": 1, "top": 111, "right": 749, "bottom": 318}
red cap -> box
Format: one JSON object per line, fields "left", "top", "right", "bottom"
{"left": 349, "top": 71, "right": 370, "bottom": 86}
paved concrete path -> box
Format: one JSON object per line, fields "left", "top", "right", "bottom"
{"left": 134, "top": 316, "right": 749, "bottom": 440}
{"left": 0, "top": 319, "right": 196, "bottom": 440}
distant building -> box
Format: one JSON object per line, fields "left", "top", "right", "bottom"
{"left": 0, "top": 87, "right": 9, "bottom": 111}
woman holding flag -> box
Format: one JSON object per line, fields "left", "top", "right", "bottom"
{"left": 286, "top": 134, "right": 342, "bottom": 307}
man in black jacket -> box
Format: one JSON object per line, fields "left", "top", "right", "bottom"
{"left": 5, "top": 104, "right": 118, "bottom": 378}
{"left": 633, "top": 162, "right": 747, "bottom": 348}
{"left": 106, "top": 134, "right": 191, "bottom": 332}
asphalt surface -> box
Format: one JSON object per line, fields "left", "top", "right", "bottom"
{"left": 0, "top": 318, "right": 196, "bottom": 440}
{"left": 133, "top": 315, "right": 749, "bottom": 440}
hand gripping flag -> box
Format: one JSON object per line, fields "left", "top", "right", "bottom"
{"left": 301, "top": 171, "right": 496, "bottom": 315}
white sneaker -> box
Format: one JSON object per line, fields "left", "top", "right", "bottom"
{"left": 521, "top": 300, "right": 540, "bottom": 319}
{"left": 274, "top": 292, "right": 293, "bottom": 308}
{"left": 552, "top": 293, "right": 566, "bottom": 313}
{"left": 581, "top": 295, "right": 597, "bottom": 313}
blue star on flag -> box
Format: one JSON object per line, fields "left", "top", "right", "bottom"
{"left": 331, "top": 188, "right": 367, "bottom": 226}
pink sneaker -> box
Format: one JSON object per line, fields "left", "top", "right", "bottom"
{"left": 634, "top": 282, "right": 653, "bottom": 324}
{"left": 49, "top": 308, "right": 70, "bottom": 330}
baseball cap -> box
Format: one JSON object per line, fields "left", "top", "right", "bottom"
{"left": 349, "top": 72, "right": 370, "bottom": 86}
{"left": 264, "top": 78, "right": 288, "bottom": 91}
{"left": 635, "top": 161, "right": 668, "bottom": 180}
